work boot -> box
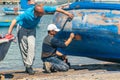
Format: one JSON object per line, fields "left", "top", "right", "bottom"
{"left": 25, "top": 67, "right": 35, "bottom": 75}
{"left": 50, "top": 68, "right": 57, "bottom": 72}
{"left": 43, "top": 62, "right": 52, "bottom": 73}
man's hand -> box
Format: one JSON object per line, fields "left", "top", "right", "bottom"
{"left": 61, "top": 55, "right": 67, "bottom": 60}
{"left": 70, "top": 33, "right": 75, "bottom": 39}
{"left": 5, "top": 34, "right": 14, "bottom": 39}
{"left": 65, "top": 33, "right": 74, "bottom": 46}
{"left": 67, "top": 13, "right": 74, "bottom": 19}
{"left": 56, "top": 8, "right": 74, "bottom": 19}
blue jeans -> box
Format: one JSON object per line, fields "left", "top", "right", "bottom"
{"left": 42, "top": 56, "right": 69, "bottom": 71}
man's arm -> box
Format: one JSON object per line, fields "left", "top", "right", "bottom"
{"left": 56, "top": 51, "right": 67, "bottom": 62}
{"left": 8, "top": 13, "right": 25, "bottom": 34}
{"left": 64, "top": 33, "right": 74, "bottom": 46}
{"left": 51, "top": 33, "right": 74, "bottom": 48}
{"left": 56, "top": 51, "right": 63, "bottom": 56}
{"left": 56, "top": 8, "right": 73, "bottom": 19}
{"left": 8, "top": 19, "right": 17, "bottom": 34}
{"left": 43, "top": 6, "right": 73, "bottom": 18}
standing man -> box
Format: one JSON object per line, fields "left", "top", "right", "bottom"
{"left": 7, "top": 4, "right": 73, "bottom": 75}
{"left": 41, "top": 24, "right": 75, "bottom": 73}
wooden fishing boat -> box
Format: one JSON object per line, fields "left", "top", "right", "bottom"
{"left": 0, "top": 34, "right": 14, "bottom": 61}
{"left": 53, "top": 2, "right": 120, "bottom": 63}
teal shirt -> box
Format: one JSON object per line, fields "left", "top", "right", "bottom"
{"left": 16, "top": 6, "right": 57, "bottom": 29}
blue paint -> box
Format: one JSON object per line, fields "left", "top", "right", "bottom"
{"left": 56, "top": 30, "right": 120, "bottom": 62}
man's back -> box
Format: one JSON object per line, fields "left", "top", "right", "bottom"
{"left": 42, "top": 35, "right": 56, "bottom": 59}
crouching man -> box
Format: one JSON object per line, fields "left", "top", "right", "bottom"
{"left": 41, "top": 24, "right": 74, "bottom": 73}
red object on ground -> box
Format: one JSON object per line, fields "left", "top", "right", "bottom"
{"left": 4, "top": 34, "right": 14, "bottom": 40}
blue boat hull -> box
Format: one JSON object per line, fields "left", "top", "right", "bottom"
{"left": 56, "top": 31, "right": 120, "bottom": 62}
{"left": 53, "top": 2, "right": 120, "bottom": 63}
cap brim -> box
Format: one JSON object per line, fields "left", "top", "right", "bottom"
{"left": 55, "top": 29, "right": 60, "bottom": 32}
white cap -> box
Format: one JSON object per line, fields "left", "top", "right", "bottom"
{"left": 47, "top": 24, "right": 60, "bottom": 32}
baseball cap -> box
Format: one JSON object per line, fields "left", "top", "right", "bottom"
{"left": 47, "top": 24, "right": 60, "bottom": 32}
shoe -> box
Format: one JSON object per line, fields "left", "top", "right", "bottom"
{"left": 50, "top": 68, "right": 57, "bottom": 72}
{"left": 25, "top": 67, "right": 35, "bottom": 75}
{"left": 43, "top": 62, "right": 52, "bottom": 73}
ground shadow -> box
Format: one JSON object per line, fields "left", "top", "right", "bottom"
{"left": 0, "top": 73, "right": 14, "bottom": 79}
{"left": 0, "top": 71, "right": 26, "bottom": 79}
{"left": 70, "top": 63, "right": 120, "bottom": 71}
{"left": 4, "top": 73, "right": 14, "bottom": 78}
{"left": 13, "top": 71, "right": 26, "bottom": 74}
